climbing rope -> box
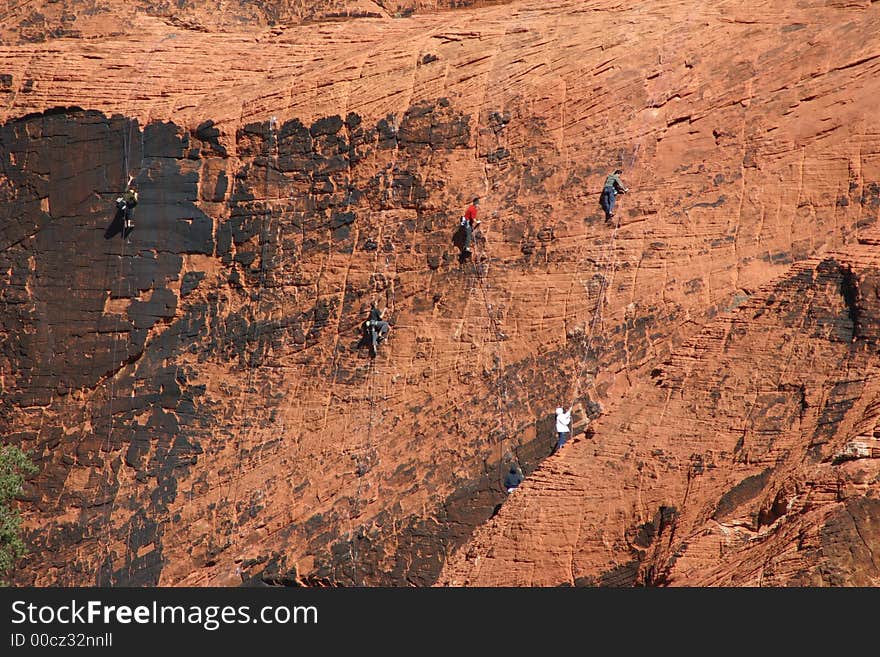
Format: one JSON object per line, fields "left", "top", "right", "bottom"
{"left": 347, "top": 354, "right": 377, "bottom": 586}
{"left": 94, "top": 32, "right": 208, "bottom": 583}
{"left": 222, "top": 116, "right": 279, "bottom": 551}
{"left": 466, "top": 218, "right": 520, "bottom": 484}
{"left": 469, "top": 95, "right": 650, "bottom": 472}
{"left": 95, "top": 34, "right": 181, "bottom": 583}
{"left": 98, "top": 199, "right": 130, "bottom": 585}
{"left": 123, "top": 35, "right": 178, "bottom": 185}
{"left": 566, "top": 102, "right": 650, "bottom": 418}
{"left": 568, "top": 222, "right": 619, "bottom": 410}
{"left": 345, "top": 217, "right": 397, "bottom": 586}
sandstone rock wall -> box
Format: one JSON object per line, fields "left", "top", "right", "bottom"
{"left": 440, "top": 233, "right": 880, "bottom": 586}
{"left": 0, "top": 0, "right": 514, "bottom": 44}
{"left": 1, "top": 0, "right": 879, "bottom": 585}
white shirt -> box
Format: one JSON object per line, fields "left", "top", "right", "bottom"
{"left": 556, "top": 408, "right": 571, "bottom": 433}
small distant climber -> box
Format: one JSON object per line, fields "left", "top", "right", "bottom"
{"left": 554, "top": 406, "right": 573, "bottom": 452}
{"left": 460, "top": 196, "right": 481, "bottom": 254}
{"left": 600, "top": 169, "right": 628, "bottom": 222}
{"left": 116, "top": 178, "right": 138, "bottom": 230}
{"left": 504, "top": 462, "right": 524, "bottom": 493}
{"left": 363, "top": 302, "right": 390, "bottom": 357}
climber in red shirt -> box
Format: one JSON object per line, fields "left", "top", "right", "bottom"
{"left": 461, "top": 197, "right": 480, "bottom": 254}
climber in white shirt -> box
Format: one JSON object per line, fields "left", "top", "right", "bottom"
{"left": 555, "top": 406, "right": 572, "bottom": 452}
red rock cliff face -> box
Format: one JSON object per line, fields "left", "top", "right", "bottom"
{"left": 0, "top": 0, "right": 513, "bottom": 42}
{"left": 2, "top": 0, "right": 879, "bottom": 586}
{"left": 441, "top": 233, "right": 880, "bottom": 586}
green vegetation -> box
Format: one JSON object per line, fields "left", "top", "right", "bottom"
{"left": 0, "top": 444, "right": 38, "bottom": 582}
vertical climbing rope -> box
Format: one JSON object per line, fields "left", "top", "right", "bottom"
{"left": 567, "top": 103, "right": 650, "bottom": 418}
{"left": 222, "top": 115, "right": 278, "bottom": 555}
{"left": 99, "top": 191, "right": 129, "bottom": 585}
{"left": 123, "top": 35, "right": 178, "bottom": 185}
{"left": 467, "top": 224, "right": 519, "bottom": 484}
{"left": 95, "top": 33, "right": 181, "bottom": 584}
{"left": 347, "top": 354, "right": 377, "bottom": 586}
{"left": 471, "top": 94, "right": 650, "bottom": 473}
{"left": 345, "top": 222, "right": 395, "bottom": 586}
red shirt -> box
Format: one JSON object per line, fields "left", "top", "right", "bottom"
{"left": 464, "top": 204, "right": 479, "bottom": 226}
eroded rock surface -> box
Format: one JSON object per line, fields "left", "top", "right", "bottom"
{"left": 1, "top": 0, "right": 879, "bottom": 586}
{"left": 440, "top": 235, "right": 880, "bottom": 586}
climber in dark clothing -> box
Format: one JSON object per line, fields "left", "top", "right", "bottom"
{"left": 600, "top": 169, "right": 628, "bottom": 222}
{"left": 363, "top": 303, "right": 390, "bottom": 356}
{"left": 367, "top": 320, "right": 390, "bottom": 356}
{"left": 504, "top": 462, "right": 524, "bottom": 493}
{"left": 116, "top": 183, "right": 138, "bottom": 230}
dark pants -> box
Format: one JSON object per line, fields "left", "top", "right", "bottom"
{"left": 600, "top": 187, "right": 616, "bottom": 219}
{"left": 555, "top": 431, "right": 570, "bottom": 451}
{"left": 366, "top": 320, "right": 389, "bottom": 352}
{"left": 463, "top": 221, "right": 474, "bottom": 252}
{"left": 117, "top": 201, "right": 134, "bottom": 226}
